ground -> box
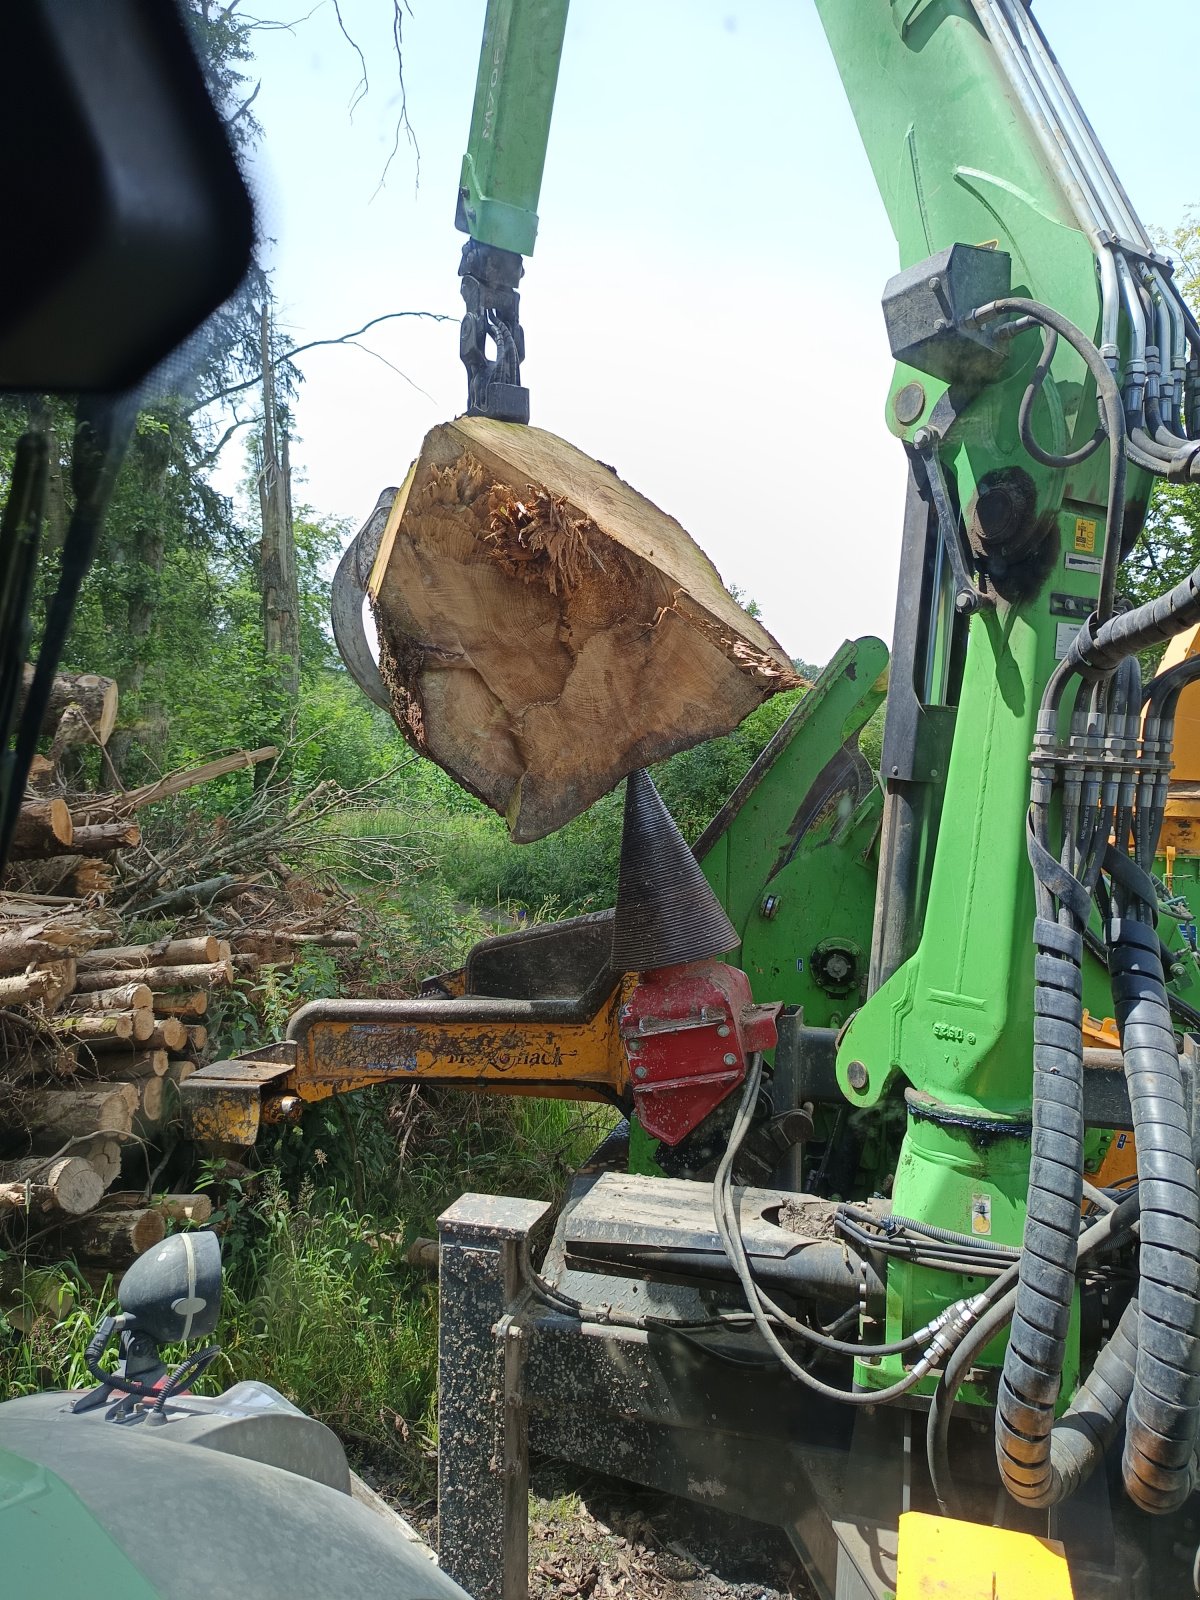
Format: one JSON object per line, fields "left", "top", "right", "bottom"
{"left": 360, "top": 1455, "right": 818, "bottom": 1600}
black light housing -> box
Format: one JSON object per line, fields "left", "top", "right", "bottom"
{"left": 118, "top": 1230, "right": 223, "bottom": 1346}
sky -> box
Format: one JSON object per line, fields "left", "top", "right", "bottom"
{"left": 234, "top": 1, "right": 1198, "bottom": 666}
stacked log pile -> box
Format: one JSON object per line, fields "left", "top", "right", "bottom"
{"left": 0, "top": 667, "right": 365, "bottom": 1300}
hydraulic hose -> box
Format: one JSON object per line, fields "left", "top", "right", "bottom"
{"left": 970, "top": 296, "right": 1126, "bottom": 621}
{"left": 933, "top": 1192, "right": 1142, "bottom": 1514}
{"left": 1109, "top": 919, "right": 1200, "bottom": 1513}
{"left": 994, "top": 913, "right": 1089, "bottom": 1506}
{"left": 1017, "top": 325, "right": 1106, "bottom": 469}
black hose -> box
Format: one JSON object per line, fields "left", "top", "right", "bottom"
{"left": 1109, "top": 920, "right": 1200, "bottom": 1513}
{"left": 1017, "top": 325, "right": 1106, "bottom": 468}
{"left": 970, "top": 296, "right": 1126, "bottom": 621}
{"left": 994, "top": 914, "right": 1089, "bottom": 1507}
{"left": 931, "top": 1192, "right": 1142, "bottom": 1515}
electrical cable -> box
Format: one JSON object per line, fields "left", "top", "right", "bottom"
{"left": 1017, "top": 325, "right": 1106, "bottom": 468}
{"left": 970, "top": 296, "right": 1126, "bottom": 621}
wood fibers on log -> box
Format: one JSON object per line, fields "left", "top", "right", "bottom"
{"left": 368, "top": 418, "right": 801, "bottom": 841}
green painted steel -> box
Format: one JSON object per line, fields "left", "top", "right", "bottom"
{"left": 809, "top": 0, "right": 1151, "bottom": 1388}
{"left": 457, "top": 0, "right": 569, "bottom": 256}
{"left": 0, "top": 1445, "right": 164, "bottom": 1599}
{"left": 697, "top": 636, "right": 889, "bottom": 1030}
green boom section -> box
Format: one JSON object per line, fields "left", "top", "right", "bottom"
{"left": 808, "top": 0, "right": 1151, "bottom": 1385}
{"left": 456, "top": 0, "right": 570, "bottom": 256}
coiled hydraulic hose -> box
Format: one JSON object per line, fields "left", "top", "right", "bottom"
{"left": 1110, "top": 920, "right": 1200, "bottom": 1512}
{"left": 931, "top": 1191, "right": 1142, "bottom": 1514}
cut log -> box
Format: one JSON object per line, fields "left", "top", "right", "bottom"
{"left": 74, "top": 960, "right": 232, "bottom": 995}
{"left": 87, "top": 1190, "right": 214, "bottom": 1226}
{"left": 16, "top": 1083, "right": 137, "bottom": 1143}
{"left": 76, "top": 936, "right": 220, "bottom": 971}
{"left": 186, "top": 1025, "right": 208, "bottom": 1053}
{"left": 0, "top": 1156, "right": 104, "bottom": 1216}
{"left": 134, "top": 1017, "right": 187, "bottom": 1052}
{"left": 67, "top": 821, "right": 141, "bottom": 856}
{"left": 8, "top": 798, "right": 73, "bottom": 860}
{"left": 25, "top": 754, "right": 56, "bottom": 794}
{"left": 17, "top": 667, "right": 118, "bottom": 744}
{"left": 58, "top": 1204, "right": 165, "bottom": 1264}
{"left": 0, "top": 917, "right": 103, "bottom": 972}
{"left": 76, "top": 1136, "right": 123, "bottom": 1188}
{"left": 0, "top": 959, "right": 76, "bottom": 1011}
{"left": 134, "top": 1076, "right": 165, "bottom": 1122}
{"left": 165, "top": 1058, "right": 197, "bottom": 1086}
{"left": 151, "top": 989, "right": 208, "bottom": 1018}
{"left": 84, "top": 1048, "right": 168, "bottom": 1081}
{"left": 71, "top": 860, "right": 116, "bottom": 899}
{"left": 64, "top": 981, "right": 152, "bottom": 1014}
{"left": 137, "top": 875, "right": 246, "bottom": 917}
{"left": 368, "top": 417, "right": 802, "bottom": 840}
{"left": 155, "top": 1192, "right": 213, "bottom": 1226}
{"left": 55, "top": 1011, "right": 135, "bottom": 1044}
{"left": 131, "top": 1009, "right": 157, "bottom": 1044}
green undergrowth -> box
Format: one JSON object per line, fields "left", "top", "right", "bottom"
{"left": 0, "top": 1089, "right": 612, "bottom": 1488}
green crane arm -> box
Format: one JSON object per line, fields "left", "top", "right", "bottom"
{"left": 455, "top": 0, "right": 570, "bottom": 424}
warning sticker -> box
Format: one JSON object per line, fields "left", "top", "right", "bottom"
{"left": 1055, "top": 620, "right": 1080, "bottom": 659}
{"left": 971, "top": 1194, "right": 992, "bottom": 1237}
{"left": 1073, "top": 516, "right": 1098, "bottom": 553}
{"left": 1064, "top": 551, "right": 1101, "bottom": 575}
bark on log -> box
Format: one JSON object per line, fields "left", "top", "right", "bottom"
{"left": 151, "top": 990, "right": 207, "bottom": 1017}
{"left": 59, "top": 1205, "right": 165, "bottom": 1264}
{"left": 102, "top": 748, "right": 277, "bottom": 816}
{"left": 0, "top": 959, "right": 75, "bottom": 1011}
{"left": 136, "top": 875, "right": 246, "bottom": 917}
{"left": 0, "top": 1156, "right": 103, "bottom": 1216}
{"left": 76, "top": 936, "right": 220, "bottom": 971}
{"left": 66, "top": 821, "right": 141, "bottom": 856}
{"left": 25, "top": 754, "right": 56, "bottom": 794}
{"left": 16, "top": 667, "right": 118, "bottom": 744}
{"left": 84, "top": 1049, "right": 168, "bottom": 1081}
{"left": 8, "top": 799, "right": 73, "bottom": 860}
{"left": 368, "top": 417, "right": 801, "bottom": 840}
{"left": 73, "top": 1011, "right": 158, "bottom": 1049}
{"left": 74, "top": 960, "right": 232, "bottom": 995}
{"left": 55, "top": 1011, "right": 135, "bottom": 1044}
{"left": 0, "top": 918, "right": 101, "bottom": 972}
{"left": 64, "top": 982, "right": 152, "bottom": 1014}
{"left": 16, "top": 1083, "right": 136, "bottom": 1142}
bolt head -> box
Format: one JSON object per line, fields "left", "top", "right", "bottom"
{"left": 723, "top": 1053, "right": 738, "bottom": 1067}
{"left": 634, "top": 1064, "right": 648, "bottom": 1080}
{"left": 847, "top": 1060, "right": 869, "bottom": 1092}
{"left": 717, "top": 1023, "right": 731, "bottom": 1037}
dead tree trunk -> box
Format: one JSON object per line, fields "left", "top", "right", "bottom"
{"left": 258, "top": 303, "right": 301, "bottom": 710}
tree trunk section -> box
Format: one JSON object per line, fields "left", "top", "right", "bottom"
{"left": 76, "top": 936, "right": 220, "bottom": 971}
{"left": 16, "top": 1084, "right": 137, "bottom": 1143}
{"left": 0, "top": 1157, "right": 103, "bottom": 1215}
{"left": 368, "top": 415, "right": 801, "bottom": 840}
{"left": 58, "top": 1205, "right": 165, "bottom": 1264}
{"left": 258, "top": 303, "right": 301, "bottom": 706}
{"left": 8, "top": 799, "right": 73, "bottom": 859}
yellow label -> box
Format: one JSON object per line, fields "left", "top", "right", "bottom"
{"left": 1074, "top": 517, "right": 1097, "bottom": 553}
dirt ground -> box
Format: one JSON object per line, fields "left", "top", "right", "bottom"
{"left": 360, "top": 1455, "right": 818, "bottom": 1600}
